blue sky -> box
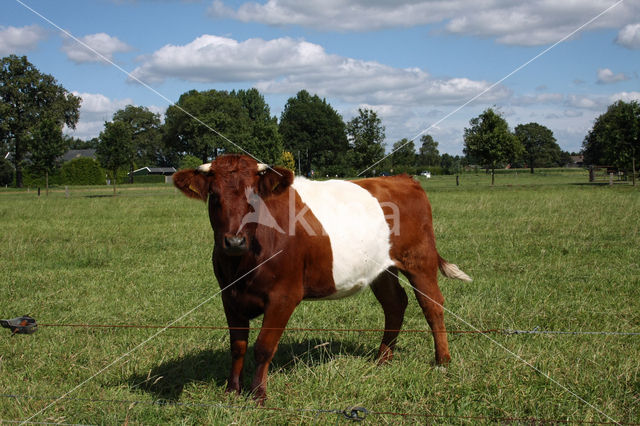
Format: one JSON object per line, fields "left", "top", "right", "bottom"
{"left": 3, "top": 0, "right": 639, "bottom": 155}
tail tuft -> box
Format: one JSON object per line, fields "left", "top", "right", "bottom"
{"left": 438, "top": 256, "right": 472, "bottom": 282}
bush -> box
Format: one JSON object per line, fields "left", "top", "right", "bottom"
{"left": 0, "top": 158, "right": 14, "bottom": 186}
{"left": 60, "top": 158, "right": 105, "bottom": 185}
{"left": 20, "top": 167, "right": 62, "bottom": 187}
{"left": 104, "top": 168, "right": 131, "bottom": 185}
{"left": 278, "top": 151, "right": 296, "bottom": 172}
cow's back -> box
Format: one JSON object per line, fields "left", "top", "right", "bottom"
{"left": 354, "top": 174, "right": 438, "bottom": 271}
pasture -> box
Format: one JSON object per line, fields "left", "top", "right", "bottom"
{"left": 1, "top": 170, "right": 639, "bottom": 424}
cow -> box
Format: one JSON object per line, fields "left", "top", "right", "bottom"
{"left": 172, "top": 154, "right": 471, "bottom": 403}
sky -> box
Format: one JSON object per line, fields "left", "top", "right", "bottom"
{"left": 2, "top": 0, "right": 640, "bottom": 156}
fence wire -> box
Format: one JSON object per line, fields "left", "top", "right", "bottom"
{"left": 1, "top": 393, "right": 637, "bottom": 425}
{"left": 34, "top": 322, "right": 640, "bottom": 336}
{"left": 3, "top": 321, "right": 638, "bottom": 424}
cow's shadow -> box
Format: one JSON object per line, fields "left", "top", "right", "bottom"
{"left": 126, "top": 338, "right": 374, "bottom": 401}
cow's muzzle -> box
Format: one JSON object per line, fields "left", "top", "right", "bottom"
{"left": 223, "top": 234, "right": 248, "bottom": 256}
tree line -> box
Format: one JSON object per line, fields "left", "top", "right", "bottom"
{"left": 2, "top": 55, "right": 639, "bottom": 188}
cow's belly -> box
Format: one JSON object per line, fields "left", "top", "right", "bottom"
{"left": 292, "top": 177, "right": 394, "bottom": 299}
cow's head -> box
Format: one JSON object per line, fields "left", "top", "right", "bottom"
{"left": 173, "top": 154, "right": 294, "bottom": 256}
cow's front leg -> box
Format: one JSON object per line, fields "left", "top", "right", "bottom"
{"left": 227, "top": 319, "right": 249, "bottom": 394}
{"left": 221, "top": 296, "right": 249, "bottom": 394}
{"left": 250, "top": 297, "right": 298, "bottom": 404}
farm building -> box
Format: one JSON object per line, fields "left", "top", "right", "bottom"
{"left": 61, "top": 149, "right": 96, "bottom": 162}
{"left": 129, "top": 166, "right": 177, "bottom": 183}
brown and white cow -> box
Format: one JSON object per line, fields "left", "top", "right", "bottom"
{"left": 173, "top": 154, "right": 470, "bottom": 403}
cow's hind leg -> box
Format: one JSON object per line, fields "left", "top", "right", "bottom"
{"left": 402, "top": 261, "right": 451, "bottom": 365}
{"left": 370, "top": 267, "right": 408, "bottom": 364}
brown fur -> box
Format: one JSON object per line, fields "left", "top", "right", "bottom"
{"left": 356, "top": 176, "right": 454, "bottom": 364}
{"left": 173, "top": 155, "right": 469, "bottom": 403}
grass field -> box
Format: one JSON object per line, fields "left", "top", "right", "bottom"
{"left": 1, "top": 169, "right": 639, "bottom": 424}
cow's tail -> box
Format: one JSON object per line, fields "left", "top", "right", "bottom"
{"left": 438, "top": 255, "right": 472, "bottom": 282}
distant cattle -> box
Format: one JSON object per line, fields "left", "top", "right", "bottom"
{"left": 173, "top": 154, "right": 471, "bottom": 403}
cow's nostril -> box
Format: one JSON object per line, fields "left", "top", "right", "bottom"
{"left": 225, "top": 235, "right": 247, "bottom": 249}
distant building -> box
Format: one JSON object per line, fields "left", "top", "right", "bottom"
{"left": 61, "top": 149, "right": 96, "bottom": 162}
{"left": 130, "top": 166, "right": 176, "bottom": 176}
{"left": 130, "top": 166, "right": 177, "bottom": 183}
{"left": 4, "top": 149, "right": 97, "bottom": 164}
{"left": 568, "top": 155, "right": 584, "bottom": 168}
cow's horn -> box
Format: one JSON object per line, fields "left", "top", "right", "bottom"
{"left": 197, "top": 163, "right": 211, "bottom": 173}
{"left": 257, "top": 163, "right": 269, "bottom": 172}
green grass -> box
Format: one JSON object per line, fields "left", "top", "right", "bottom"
{"left": 1, "top": 173, "right": 639, "bottom": 424}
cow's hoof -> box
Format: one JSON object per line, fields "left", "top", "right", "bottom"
{"left": 376, "top": 344, "right": 394, "bottom": 365}
{"left": 436, "top": 353, "right": 451, "bottom": 365}
{"left": 225, "top": 381, "right": 242, "bottom": 395}
{"left": 251, "top": 386, "right": 267, "bottom": 405}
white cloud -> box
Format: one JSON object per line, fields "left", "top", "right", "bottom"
{"left": 562, "top": 92, "right": 640, "bottom": 111}
{"left": 209, "top": 0, "right": 640, "bottom": 46}
{"left": 564, "top": 109, "right": 583, "bottom": 118}
{"left": 609, "top": 91, "right": 640, "bottom": 103}
{"left": 566, "top": 94, "right": 601, "bottom": 109}
{"left": 66, "top": 92, "right": 166, "bottom": 140}
{"left": 442, "top": 1, "right": 633, "bottom": 46}
{"left": 208, "top": 0, "right": 449, "bottom": 31}
{"left": 615, "top": 23, "right": 640, "bottom": 49}
{"left": 131, "top": 35, "right": 330, "bottom": 83}
{"left": 75, "top": 92, "right": 132, "bottom": 116}
{"left": 131, "top": 35, "right": 510, "bottom": 107}
{"left": 0, "top": 25, "right": 48, "bottom": 55}
{"left": 65, "top": 92, "right": 133, "bottom": 139}
{"left": 513, "top": 93, "right": 564, "bottom": 106}
{"left": 596, "top": 68, "right": 630, "bottom": 84}
{"left": 61, "top": 32, "right": 133, "bottom": 64}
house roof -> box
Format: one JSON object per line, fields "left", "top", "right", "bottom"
{"left": 130, "top": 166, "right": 177, "bottom": 175}
{"left": 3, "top": 150, "right": 96, "bottom": 165}
{"left": 62, "top": 149, "right": 96, "bottom": 162}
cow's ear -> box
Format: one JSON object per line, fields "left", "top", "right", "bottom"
{"left": 173, "top": 169, "right": 210, "bottom": 202}
{"left": 258, "top": 166, "right": 294, "bottom": 197}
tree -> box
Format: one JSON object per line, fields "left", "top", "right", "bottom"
{"left": 440, "top": 153, "right": 461, "bottom": 175}
{"left": 514, "top": 122, "right": 563, "bottom": 173}
{"left": 28, "top": 118, "right": 69, "bottom": 194}
{"left": 463, "top": 108, "right": 523, "bottom": 185}
{"left": 346, "top": 108, "right": 385, "bottom": 176}
{"left": 112, "top": 105, "right": 164, "bottom": 182}
{"left": 279, "top": 90, "right": 349, "bottom": 176}
{"left": 391, "top": 138, "right": 417, "bottom": 173}
{"left": 178, "top": 154, "right": 203, "bottom": 170}
{"left": 164, "top": 89, "right": 251, "bottom": 164}
{"left": 418, "top": 134, "right": 440, "bottom": 167}
{"left": 0, "top": 157, "right": 13, "bottom": 186}
{"left": 60, "top": 157, "right": 104, "bottom": 185}
{"left": 233, "top": 88, "right": 283, "bottom": 164}
{"left": 67, "top": 135, "right": 97, "bottom": 149}
{"left": 96, "top": 121, "right": 133, "bottom": 195}
{"left": 0, "top": 55, "right": 80, "bottom": 187}
{"left": 279, "top": 151, "right": 296, "bottom": 171}
{"left": 582, "top": 100, "right": 640, "bottom": 185}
